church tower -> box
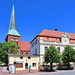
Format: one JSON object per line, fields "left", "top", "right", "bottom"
{"left": 5, "top": 3, "right": 21, "bottom": 46}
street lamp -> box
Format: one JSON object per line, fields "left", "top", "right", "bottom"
{"left": 14, "top": 54, "right": 16, "bottom": 74}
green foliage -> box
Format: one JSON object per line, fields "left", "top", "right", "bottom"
{"left": 0, "top": 42, "right": 20, "bottom": 65}
{"left": 62, "top": 45, "right": 75, "bottom": 69}
{"left": 0, "top": 61, "right": 2, "bottom": 64}
{"left": 62, "top": 45, "right": 75, "bottom": 63}
{"left": 44, "top": 45, "right": 61, "bottom": 71}
{"left": 5, "top": 42, "right": 20, "bottom": 54}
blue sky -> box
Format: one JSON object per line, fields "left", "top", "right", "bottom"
{"left": 0, "top": 0, "right": 75, "bottom": 42}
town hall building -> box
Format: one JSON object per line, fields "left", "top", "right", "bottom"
{"left": 30, "top": 29, "right": 75, "bottom": 65}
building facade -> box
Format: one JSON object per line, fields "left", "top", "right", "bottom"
{"left": 8, "top": 54, "right": 40, "bottom": 71}
{"left": 30, "top": 29, "right": 75, "bottom": 65}
{"left": 5, "top": 4, "right": 30, "bottom": 54}
{"left": 6, "top": 3, "right": 75, "bottom": 71}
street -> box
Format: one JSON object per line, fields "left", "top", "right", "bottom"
{"left": 26, "top": 70, "right": 75, "bottom": 75}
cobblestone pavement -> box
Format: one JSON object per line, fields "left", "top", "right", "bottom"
{"left": 0, "top": 67, "right": 75, "bottom": 75}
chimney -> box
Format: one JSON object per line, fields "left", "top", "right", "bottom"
{"left": 55, "top": 29, "right": 57, "bottom": 31}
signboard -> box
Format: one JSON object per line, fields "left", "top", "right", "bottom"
{"left": 14, "top": 61, "right": 24, "bottom": 63}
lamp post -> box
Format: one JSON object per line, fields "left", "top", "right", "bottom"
{"left": 14, "top": 54, "right": 16, "bottom": 74}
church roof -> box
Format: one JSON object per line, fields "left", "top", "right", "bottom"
{"left": 20, "top": 41, "right": 30, "bottom": 51}
{"left": 7, "top": 4, "right": 20, "bottom": 36}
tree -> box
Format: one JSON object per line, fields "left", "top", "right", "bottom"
{"left": 44, "top": 45, "right": 60, "bottom": 71}
{"left": 5, "top": 42, "right": 20, "bottom": 54}
{"left": 62, "top": 45, "right": 75, "bottom": 69}
{"left": 0, "top": 42, "right": 20, "bottom": 65}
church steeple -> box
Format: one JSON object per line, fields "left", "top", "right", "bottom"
{"left": 9, "top": 3, "right": 17, "bottom": 30}
{"left": 7, "top": 3, "right": 20, "bottom": 36}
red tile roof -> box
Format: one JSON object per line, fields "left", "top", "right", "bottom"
{"left": 20, "top": 41, "right": 30, "bottom": 51}
{"left": 38, "top": 29, "right": 75, "bottom": 39}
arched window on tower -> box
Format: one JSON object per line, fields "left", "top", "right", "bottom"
{"left": 16, "top": 41, "right": 18, "bottom": 45}
{"left": 11, "top": 37, "right": 13, "bottom": 40}
{"left": 14, "top": 38, "right": 15, "bottom": 40}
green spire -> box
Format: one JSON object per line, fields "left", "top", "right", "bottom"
{"left": 8, "top": 3, "right": 20, "bottom": 36}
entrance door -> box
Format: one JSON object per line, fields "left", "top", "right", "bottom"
{"left": 25, "top": 63, "right": 28, "bottom": 69}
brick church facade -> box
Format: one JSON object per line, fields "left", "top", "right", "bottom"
{"left": 5, "top": 4, "right": 30, "bottom": 55}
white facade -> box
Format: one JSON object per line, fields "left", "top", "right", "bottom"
{"left": 30, "top": 37, "right": 40, "bottom": 55}
{"left": 30, "top": 32, "right": 75, "bottom": 65}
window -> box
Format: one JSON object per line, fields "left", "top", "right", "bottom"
{"left": 35, "top": 49, "right": 37, "bottom": 54}
{"left": 35, "top": 39, "right": 37, "bottom": 44}
{"left": 47, "top": 37, "right": 49, "bottom": 39}
{"left": 45, "top": 47, "right": 48, "bottom": 51}
{"left": 11, "top": 41, "right": 13, "bottom": 42}
{"left": 16, "top": 41, "right": 18, "bottom": 45}
{"left": 57, "top": 47, "right": 60, "bottom": 52}
{"left": 20, "top": 56, "right": 23, "bottom": 59}
{"left": 26, "top": 52, "right": 28, "bottom": 55}
{"left": 31, "top": 43, "right": 33, "bottom": 48}
{"left": 65, "top": 40, "right": 66, "bottom": 42}
{"left": 16, "top": 63, "right": 23, "bottom": 68}
{"left": 14, "top": 38, "right": 15, "bottom": 40}
{"left": 17, "top": 38, "right": 18, "bottom": 41}
{"left": 33, "top": 63, "right": 36, "bottom": 67}
{"left": 31, "top": 39, "right": 37, "bottom": 48}
{"left": 28, "top": 57, "right": 31, "bottom": 59}
{"left": 11, "top": 37, "right": 13, "bottom": 40}
{"left": 56, "top": 38, "right": 57, "bottom": 40}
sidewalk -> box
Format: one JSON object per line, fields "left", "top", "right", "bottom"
{"left": 0, "top": 67, "right": 75, "bottom": 75}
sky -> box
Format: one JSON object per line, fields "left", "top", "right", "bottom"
{"left": 0, "top": 0, "right": 75, "bottom": 42}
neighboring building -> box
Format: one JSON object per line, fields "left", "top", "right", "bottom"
{"left": 30, "top": 29, "right": 75, "bottom": 65}
{"left": 5, "top": 4, "right": 30, "bottom": 54}
{"left": 8, "top": 54, "right": 40, "bottom": 71}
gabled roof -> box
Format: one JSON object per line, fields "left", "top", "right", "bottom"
{"left": 38, "top": 29, "right": 75, "bottom": 39}
{"left": 20, "top": 41, "right": 30, "bottom": 51}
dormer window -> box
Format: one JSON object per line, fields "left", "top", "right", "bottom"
{"left": 26, "top": 52, "right": 28, "bottom": 55}
{"left": 47, "top": 37, "right": 49, "bottom": 39}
